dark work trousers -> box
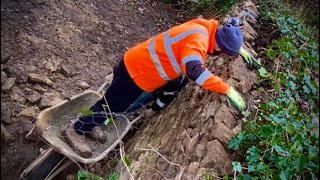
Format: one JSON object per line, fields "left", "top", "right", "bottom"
{"left": 74, "top": 59, "right": 189, "bottom": 135}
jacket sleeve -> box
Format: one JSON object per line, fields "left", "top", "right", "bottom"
{"left": 180, "top": 39, "right": 230, "bottom": 94}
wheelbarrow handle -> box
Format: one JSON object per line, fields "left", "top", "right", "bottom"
{"left": 130, "top": 115, "right": 143, "bottom": 125}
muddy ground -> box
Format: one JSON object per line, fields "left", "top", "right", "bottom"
{"left": 1, "top": 0, "right": 184, "bottom": 179}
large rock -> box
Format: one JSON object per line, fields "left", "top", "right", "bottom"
{"left": 229, "top": 57, "right": 257, "bottom": 84}
{"left": 201, "top": 140, "right": 232, "bottom": 175}
{"left": 214, "top": 105, "right": 236, "bottom": 129}
{"left": 39, "top": 93, "right": 63, "bottom": 108}
{"left": 1, "top": 77, "right": 16, "bottom": 92}
{"left": 27, "top": 73, "right": 53, "bottom": 86}
{"left": 211, "top": 122, "right": 236, "bottom": 148}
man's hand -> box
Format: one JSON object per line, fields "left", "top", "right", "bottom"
{"left": 226, "top": 87, "right": 246, "bottom": 112}
{"left": 239, "top": 47, "right": 253, "bottom": 66}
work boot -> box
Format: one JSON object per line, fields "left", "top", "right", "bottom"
{"left": 89, "top": 126, "right": 107, "bottom": 144}
{"left": 63, "top": 128, "right": 93, "bottom": 158}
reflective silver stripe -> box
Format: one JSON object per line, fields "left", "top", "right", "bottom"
{"left": 148, "top": 28, "right": 208, "bottom": 82}
{"left": 182, "top": 55, "right": 203, "bottom": 65}
{"left": 156, "top": 98, "right": 166, "bottom": 108}
{"left": 163, "top": 91, "right": 176, "bottom": 95}
{"left": 195, "top": 70, "right": 211, "bottom": 85}
{"left": 148, "top": 38, "right": 170, "bottom": 81}
{"left": 170, "top": 29, "right": 208, "bottom": 43}
{"left": 164, "top": 31, "right": 181, "bottom": 75}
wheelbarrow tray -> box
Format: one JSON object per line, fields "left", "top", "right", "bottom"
{"left": 37, "top": 90, "right": 132, "bottom": 164}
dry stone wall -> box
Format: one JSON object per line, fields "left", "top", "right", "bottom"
{"left": 117, "top": 0, "right": 261, "bottom": 179}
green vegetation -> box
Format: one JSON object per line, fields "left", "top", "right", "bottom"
{"left": 163, "top": 0, "right": 237, "bottom": 18}
{"left": 228, "top": 0, "right": 319, "bottom": 179}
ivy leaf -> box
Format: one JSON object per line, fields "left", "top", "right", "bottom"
{"left": 273, "top": 144, "right": 291, "bottom": 156}
{"left": 248, "top": 164, "right": 255, "bottom": 173}
{"left": 246, "top": 146, "right": 260, "bottom": 163}
{"left": 232, "top": 161, "right": 242, "bottom": 173}
{"left": 261, "top": 125, "right": 274, "bottom": 136}
{"left": 104, "top": 117, "right": 113, "bottom": 125}
{"left": 228, "top": 132, "right": 245, "bottom": 150}
{"left": 79, "top": 109, "right": 94, "bottom": 116}
{"left": 293, "top": 156, "right": 307, "bottom": 170}
{"left": 279, "top": 167, "right": 293, "bottom": 180}
{"left": 270, "top": 114, "right": 287, "bottom": 124}
{"left": 258, "top": 67, "right": 268, "bottom": 77}
{"left": 303, "top": 85, "right": 310, "bottom": 94}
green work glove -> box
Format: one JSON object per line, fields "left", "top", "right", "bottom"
{"left": 226, "top": 87, "right": 246, "bottom": 112}
{"left": 239, "top": 47, "right": 253, "bottom": 66}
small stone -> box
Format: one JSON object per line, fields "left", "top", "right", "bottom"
{"left": 17, "top": 106, "right": 38, "bottom": 118}
{"left": 1, "top": 71, "right": 8, "bottom": 84}
{"left": 23, "top": 88, "right": 42, "bottom": 104}
{"left": 45, "top": 59, "right": 60, "bottom": 73}
{"left": 1, "top": 102, "right": 12, "bottom": 124}
{"left": 237, "top": 79, "right": 252, "bottom": 94}
{"left": 10, "top": 87, "right": 26, "bottom": 103}
{"left": 77, "top": 81, "right": 90, "bottom": 89}
{"left": 1, "top": 123, "right": 14, "bottom": 142}
{"left": 33, "top": 83, "right": 47, "bottom": 93}
{"left": 1, "top": 77, "right": 16, "bottom": 92}
{"left": 39, "top": 93, "right": 63, "bottom": 108}
{"left": 61, "top": 65, "right": 74, "bottom": 77}
{"left": 28, "top": 73, "right": 53, "bottom": 86}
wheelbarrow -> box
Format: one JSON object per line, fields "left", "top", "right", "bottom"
{"left": 20, "top": 77, "right": 143, "bottom": 180}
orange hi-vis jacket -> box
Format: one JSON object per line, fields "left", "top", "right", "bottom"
{"left": 124, "top": 18, "right": 230, "bottom": 94}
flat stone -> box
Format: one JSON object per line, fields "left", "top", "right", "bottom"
{"left": 33, "top": 83, "right": 47, "bottom": 93}
{"left": 39, "top": 93, "right": 63, "bottom": 108}
{"left": 17, "top": 106, "right": 38, "bottom": 118}
{"left": 1, "top": 71, "right": 8, "bottom": 84}
{"left": 214, "top": 105, "right": 236, "bottom": 129}
{"left": 243, "top": 21, "right": 258, "bottom": 38}
{"left": 201, "top": 140, "right": 232, "bottom": 175}
{"left": 27, "top": 73, "right": 53, "bottom": 86}
{"left": 2, "top": 77, "right": 16, "bottom": 92}
{"left": 242, "top": 29, "right": 255, "bottom": 42}
{"left": 61, "top": 65, "right": 74, "bottom": 77}
{"left": 229, "top": 57, "right": 257, "bottom": 84}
